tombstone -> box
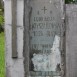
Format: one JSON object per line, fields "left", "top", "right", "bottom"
{"left": 24, "top": 0, "right": 65, "bottom": 77}
{"left": 5, "top": 0, "right": 65, "bottom": 77}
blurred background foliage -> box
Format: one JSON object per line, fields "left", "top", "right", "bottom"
{"left": 0, "top": 0, "right": 4, "bottom": 33}
{"left": 65, "top": 0, "right": 77, "bottom": 3}
{"left": 0, "top": 1, "right": 5, "bottom": 77}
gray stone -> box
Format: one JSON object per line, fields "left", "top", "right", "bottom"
{"left": 24, "top": 0, "right": 65, "bottom": 77}
{"left": 5, "top": 0, "right": 24, "bottom": 77}
{"left": 66, "top": 4, "right": 77, "bottom": 77}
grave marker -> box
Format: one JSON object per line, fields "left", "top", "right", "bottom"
{"left": 24, "top": 0, "right": 65, "bottom": 77}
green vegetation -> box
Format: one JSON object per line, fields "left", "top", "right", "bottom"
{"left": 0, "top": 15, "right": 4, "bottom": 25}
{"left": 0, "top": 15, "right": 4, "bottom": 33}
{"left": 0, "top": 32, "right": 5, "bottom": 77}
{"left": 65, "top": 0, "right": 77, "bottom": 4}
{"left": 0, "top": 1, "right": 5, "bottom": 76}
{"left": 0, "top": 0, "right": 4, "bottom": 33}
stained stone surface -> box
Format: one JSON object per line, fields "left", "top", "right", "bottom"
{"left": 29, "top": 0, "right": 62, "bottom": 76}
{"left": 32, "top": 35, "right": 61, "bottom": 71}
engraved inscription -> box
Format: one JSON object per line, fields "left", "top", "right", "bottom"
{"left": 29, "top": 0, "right": 62, "bottom": 76}
{"left": 41, "top": 6, "right": 47, "bottom": 14}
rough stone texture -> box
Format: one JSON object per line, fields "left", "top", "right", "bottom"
{"left": 30, "top": 0, "right": 62, "bottom": 72}
{"left": 66, "top": 4, "right": 77, "bottom": 77}
{"left": 24, "top": 0, "right": 65, "bottom": 77}
{"left": 32, "top": 35, "right": 61, "bottom": 71}
{"left": 4, "top": 0, "right": 24, "bottom": 77}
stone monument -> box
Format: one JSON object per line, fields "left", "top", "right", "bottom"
{"left": 4, "top": 0, "right": 66, "bottom": 77}
{"left": 24, "top": 0, "right": 65, "bottom": 77}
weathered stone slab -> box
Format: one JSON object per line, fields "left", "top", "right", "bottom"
{"left": 66, "top": 4, "right": 77, "bottom": 77}
{"left": 24, "top": 0, "right": 65, "bottom": 77}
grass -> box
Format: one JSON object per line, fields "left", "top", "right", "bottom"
{"left": 0, "top": 32, "right": 5, "bottom": 77}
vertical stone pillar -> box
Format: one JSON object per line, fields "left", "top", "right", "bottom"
{"left": 5, "top": 0, "right": 24, "bottom": 77}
